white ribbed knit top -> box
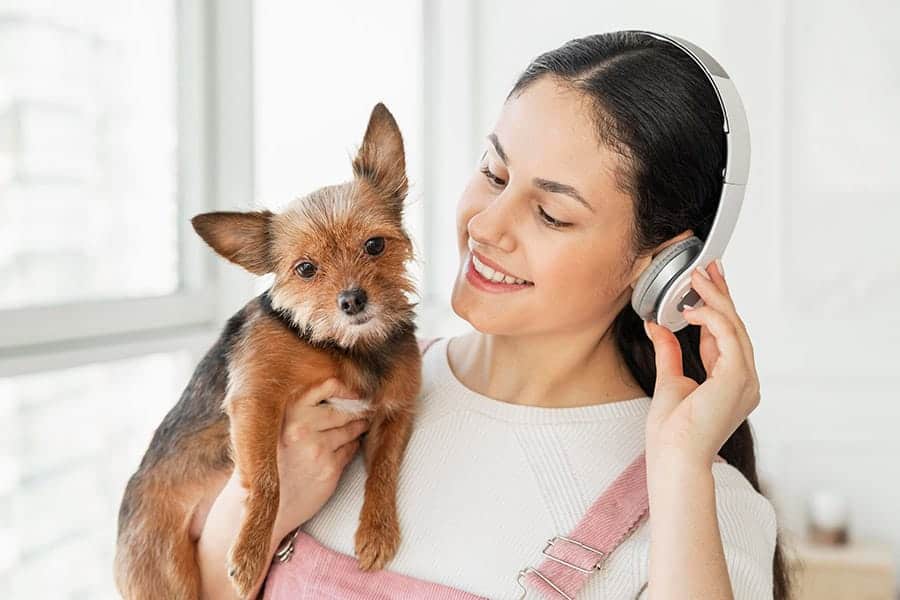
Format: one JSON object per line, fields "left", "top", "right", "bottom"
{"left": 300, "top": 336, "right": 778, "bottom": 599}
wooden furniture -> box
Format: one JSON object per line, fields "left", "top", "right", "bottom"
{"left": 782, "top": 530, "right": 897, "bottom": 600}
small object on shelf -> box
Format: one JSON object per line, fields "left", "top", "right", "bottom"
{"left": 806, "top": 488, "right": 849, "bottom": 545}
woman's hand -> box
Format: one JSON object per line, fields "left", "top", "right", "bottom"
{"left": 643, "top": 259, "right": 760, "bottom": 468}
{"left": 269, "top": 377, "right": 373, "bottom": 541}
{"left": 197, "top": 378, "right": 372, "bottom": 600}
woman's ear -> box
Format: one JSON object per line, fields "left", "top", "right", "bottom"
{"left": 628, "top": 229, "right": 696, "bottom": 290}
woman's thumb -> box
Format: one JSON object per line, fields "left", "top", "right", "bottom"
{"left": 645, "top": 320, "right": 683, "bottom": 382}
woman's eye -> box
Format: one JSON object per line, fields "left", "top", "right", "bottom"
{"left": 538, "top": 205, "right": 566, "bottom": 228}
{"left": 479, "top": 165, "right": 506, "bottom": 187}
{"left": 480, "top": 162, "right": 572, "bottom": 229}
{"left": 364, "top": 237, "right": 385, "bottom": 256}
{"left": 295, "top": 261, "right": 317, "bottom": 278}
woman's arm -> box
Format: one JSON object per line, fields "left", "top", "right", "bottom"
{"left": 644, "top": 455, "right": 732, "bottom": 599}
{"left": 196, "top": 473, "right": 309, "bottom": 600}
{"left": 642, "top": 260, "right": 766, "bottom": 599}
{"left": 196, "top": 377, "right": 372, "bottom": 599}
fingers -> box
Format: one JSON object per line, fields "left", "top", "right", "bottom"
{"left": 680, "top": 304, "right": 748, "bottom": 381}
{"left": 322, "top": 418, "right": 370, "bottom": 451}
{"left": 709, "top": 259, "right": 730, "bottom": 294}
{"left": 316, "top": 403, "right": 370, "bottom": 431}
{"left": 707, "top": 261, "right": 756, "bottom": 371}
{"left": 690, "top": 266, "right": 737, "bottom": 322}
{"left": 335, "top": 437, "right": 361, "bottom": 468}
{"left": 284, "top": 379, "right": 368, "bottom": 441}
{"left": 285, "top": 400, "right": 369, "bottom": 440}
{"left": 690, "top": 264, "right": 755, "bottom": 371}
{"left": 296, "top": 378, "right": 361, "bottom": 407}
{"left": 645, "top": 320, "right": 684, "bottom": 382}
{"left": 644, "top": 320, "right": 690, "bottom": 419}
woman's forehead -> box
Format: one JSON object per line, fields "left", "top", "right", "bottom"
{"left": 492, "top": 78, "right": 628, "bottom": 207}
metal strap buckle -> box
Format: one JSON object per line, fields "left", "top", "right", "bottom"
{"left": 516, "top": 567, "right": 574, "bottom": 600}
{"left": 514, "top": 536, "right": 607, "bottom": 599}
{"left": 274, "top": 526, "right": 301, "bottom": 563}
{"left": 541, "top": 535, "right": 606, "bottom": 573}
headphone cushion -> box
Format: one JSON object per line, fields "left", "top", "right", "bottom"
{"left": 631, "top": 236, "right": 703, "bottom": 320}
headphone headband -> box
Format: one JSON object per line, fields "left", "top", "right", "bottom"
{"left": 624, "top": 30, "right": 750, "bottom": 183}
{"left": 624, "top": 30, "right": 751, "bottom": 331}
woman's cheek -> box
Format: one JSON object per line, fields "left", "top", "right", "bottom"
{"left": 538, "top": 252, "right": 583, "bottom": 307}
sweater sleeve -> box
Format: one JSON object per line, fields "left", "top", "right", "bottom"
{"left": 636, "top": 462, "right": 778, "bottom": 600}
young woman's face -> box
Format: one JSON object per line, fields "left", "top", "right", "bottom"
{"left": 450, "top": 76, "right": 643, "bottom": 336}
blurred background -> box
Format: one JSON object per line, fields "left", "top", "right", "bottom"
{"left": 1, "top": 1, "right": 897, "bottom": 598}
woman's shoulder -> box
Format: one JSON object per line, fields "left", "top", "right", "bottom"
{"left": 412, "top": 336, "right": 450, "bottom": 407}
{"left": 628, "top": 462, "right": 778, "bottom": 599}
{"left": 710, "top": 461, "right": 777, "bottom": 526}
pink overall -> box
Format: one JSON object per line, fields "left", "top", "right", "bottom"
{"left": 261, "top": 338, "right": 727, "bottom": 600}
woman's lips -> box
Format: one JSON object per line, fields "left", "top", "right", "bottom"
{"left": 470, "top": 249, "right": 530, "bottom": 283}
{"left": 464, "top": 252, "right": 534, "bottom": 294}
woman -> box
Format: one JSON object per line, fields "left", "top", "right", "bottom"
{"left": 197, "top": 31, "right": 791, "bottom": 599}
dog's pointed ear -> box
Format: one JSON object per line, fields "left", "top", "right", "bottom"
{"left": 191, "top": 210, "right": 274, "bottom": 275}
{"left": 352, "top": 102, "right": 408, "bottom": 211}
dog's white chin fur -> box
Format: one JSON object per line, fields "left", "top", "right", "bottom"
{"left": 324, "top": 396, "right": 373, "bottom": 417}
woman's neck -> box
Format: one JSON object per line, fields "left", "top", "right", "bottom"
{"left": 446, "top": 327, "right": 647, "bottom": 409}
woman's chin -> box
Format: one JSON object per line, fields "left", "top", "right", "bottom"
{"left": 450, "top": 290, "right": 517, "bottom": 335}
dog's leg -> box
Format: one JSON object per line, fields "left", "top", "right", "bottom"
{"left": 115, "top": 478, "right": 203, "bottom": 600}
{"left": 354, "top": 361, "right": 420, "bottom": 571}
{"left": 224, "top": 395, "right": 284, "bottom": 598}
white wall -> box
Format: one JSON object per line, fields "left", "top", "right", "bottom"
{"left": 422, "top": 0, "right": 900, "bottom": 573}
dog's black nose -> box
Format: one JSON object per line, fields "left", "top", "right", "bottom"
{"left": 338, "top": 288, "right": 367, "bottom": 316}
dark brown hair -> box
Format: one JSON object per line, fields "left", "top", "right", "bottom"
{"left": 507, "top": 31, "right": 792, "bottom": 599}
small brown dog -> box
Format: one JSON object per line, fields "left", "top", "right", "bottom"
{"left": 114, "top": 102, "right": 422, "bottom": 599}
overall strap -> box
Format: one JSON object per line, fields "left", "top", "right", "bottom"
{"left": 418, "top": 337, "right": 444, "bottom": 356}
{"left": 517, "top": 451, "right": 727, "bottom": 599}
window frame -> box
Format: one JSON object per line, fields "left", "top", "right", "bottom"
{"left": 0, "top": 0, "right": 256, "bottom": 375}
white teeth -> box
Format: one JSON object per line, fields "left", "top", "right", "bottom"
{"left": 471, "top": 253, "right": 530, "bottom": 285}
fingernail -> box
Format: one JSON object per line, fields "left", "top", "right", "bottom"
{"left": 714, "top": 258, "right": 724, "bottom": 277}
{"left": 695, "top": 266, "right": 711, "bottom": 280}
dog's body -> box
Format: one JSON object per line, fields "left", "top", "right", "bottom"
{"left": 115, "top": 103, "right": 422, "bottom": 599}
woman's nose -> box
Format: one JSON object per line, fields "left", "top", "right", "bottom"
{"left": 467, "top": 190, "right": 517, "bottom": 252}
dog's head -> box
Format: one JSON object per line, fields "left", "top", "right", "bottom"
{"left": 192, "top": 102, "right": 418, "bottom": 349}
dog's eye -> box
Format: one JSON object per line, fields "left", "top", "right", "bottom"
{"left": 364, "top": 237, "right": 385, "bottom": 256}
{"left": 295, "top": 262, "right": 317, "bottom": 278}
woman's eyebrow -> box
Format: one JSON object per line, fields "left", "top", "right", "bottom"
{"left": 487, "top": 133, "right": 595, "bottom": 213}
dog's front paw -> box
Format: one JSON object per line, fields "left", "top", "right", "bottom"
{"left": 226, "top": 532, "right": 271, "bottom": 599}
{"left": 354, "top": 507, "right": 400, "bottom": 571}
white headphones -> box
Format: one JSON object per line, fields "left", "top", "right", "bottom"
{"left": 625, "top": 30, "right": 751, "bottom": 332}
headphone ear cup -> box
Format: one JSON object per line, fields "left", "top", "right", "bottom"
{"left": 631, "top": 236, "right": 704, "bottom": 321}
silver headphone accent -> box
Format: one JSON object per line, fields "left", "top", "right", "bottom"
{"left": 625, "top": 30, "right": 751, "bottom": 332}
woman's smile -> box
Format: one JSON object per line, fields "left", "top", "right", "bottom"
{"left": 464, "top": 251, "right": 534, "bottom": 293}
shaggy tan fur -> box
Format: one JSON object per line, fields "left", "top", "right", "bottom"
{"left": 114, "top": 103, "right": 422, "bottom": 599}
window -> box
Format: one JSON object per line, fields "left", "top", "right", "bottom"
{"left": 0, "top": 352, "right": 193, "bottom": 598}
{"left": 0, "top": 0, "right": 215, "bottom": 352}
{"left": 0, "top": 1, "right": 236, "bottom": 597}
{"left": 0, "top": 2, "right": 179, "bottom": 311}
{"left": 0, "top": 1, "right": 427, "bottom": 598}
